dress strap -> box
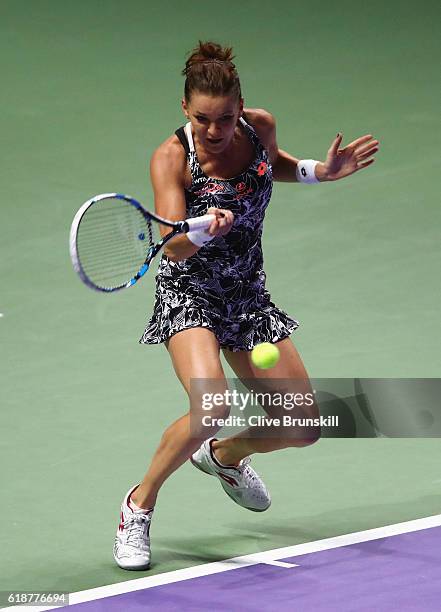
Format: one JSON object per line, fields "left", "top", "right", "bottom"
{"left": 174, "top": 127, "right": 190, "bottom": 154}
{"left": 184, "top": 122, "right": 195, "bottom": 152}
{"left": 174, "top": 122, "right": 196, "bottom": 154}
{"left": 239, "top": 115, "right": 261, "bottom": 148}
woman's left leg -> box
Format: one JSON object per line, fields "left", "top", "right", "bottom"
{"left": 214, "top": 337, "right": 320, "bottom": 466}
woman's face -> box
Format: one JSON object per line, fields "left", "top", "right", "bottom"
{"left": 182, "top": 92, "right": 243, "bottom": 154}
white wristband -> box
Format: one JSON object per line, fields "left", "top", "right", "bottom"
{"left": 296, "top": 159, "right": 320, "bottom": 184}
{"left": 186, "top": 229, "right": 214, "bottom": 247}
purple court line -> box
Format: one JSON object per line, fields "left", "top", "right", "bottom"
{"left": 60, "top": 525, "right": 441, "bottom": 611}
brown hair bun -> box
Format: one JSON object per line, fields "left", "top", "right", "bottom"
{"left": 182, "top": 41, "right": 241, "bottom": 102}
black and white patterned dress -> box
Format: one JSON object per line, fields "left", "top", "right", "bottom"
{"left": 139, "top": 117, "right": 299, "bottom": 351}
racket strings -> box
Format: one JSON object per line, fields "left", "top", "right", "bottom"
{"left": 76, "top": 198, "right": 156, "bottom": 288}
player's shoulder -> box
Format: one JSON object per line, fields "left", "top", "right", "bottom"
{"left": 243, "top": 108, "right": 276, "bottom": 133}
{"left": 150, "top": 134, "right": 187, "bottom": 174}
{"left": 243, "top": 108, "right": 277, "bottom": 160}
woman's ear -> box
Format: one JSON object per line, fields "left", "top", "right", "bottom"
{"left": 181, "top": 98, "right": 190, "bottom": 119}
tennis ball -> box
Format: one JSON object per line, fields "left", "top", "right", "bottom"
{"left": 251, "top": 342, "right": 280, "bottom": 369}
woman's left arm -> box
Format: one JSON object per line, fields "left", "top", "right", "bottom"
{"left": 249, "top": 109, "right": 379, "bottom": 183}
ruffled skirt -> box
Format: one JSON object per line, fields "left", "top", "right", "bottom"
{"left": 139, "top": 274, "right": 299, "bottom": 352}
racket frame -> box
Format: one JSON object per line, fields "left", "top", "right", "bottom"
{"left": 69, "top": 193, "right": 208, "bottom": 293}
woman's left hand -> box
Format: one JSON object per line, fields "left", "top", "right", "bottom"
{"left": 319, "top": 133, "right": 380, "bottom": 181}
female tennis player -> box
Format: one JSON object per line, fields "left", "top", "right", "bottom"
{"left": 114, "top": 41, "right": 379, "bottom": 570}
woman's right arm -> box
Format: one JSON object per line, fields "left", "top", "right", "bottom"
{"left": 150, "top": 139, "right": 233, "bottom": 262}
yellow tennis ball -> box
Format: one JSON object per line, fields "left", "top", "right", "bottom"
{"left": 251, "top": 342, "right": 280, "bottom": 369}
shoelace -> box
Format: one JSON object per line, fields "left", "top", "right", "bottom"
{"left": 233, "top": 457, "right": 258, "bottom": 489}
{"left": 124, "top": 513, "right": 151, "bottom": 549}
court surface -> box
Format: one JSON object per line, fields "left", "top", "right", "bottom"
{"left": 4, "top": 515, "right": 441, "bottom": 610}
{"left": 1, "top": 0, "right": 440, "bottom": 610}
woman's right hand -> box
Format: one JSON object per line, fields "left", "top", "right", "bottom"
{"left": 206, "top": 207, "right": 234, "bottom": 237}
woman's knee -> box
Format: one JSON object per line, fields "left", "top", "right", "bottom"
{"left": 272, "top": 415, "right": 321, "bottom": 447}
{"left": 279, "top": 427, "right": 321, "bottom": 448}
{"left": 288, "top": 433, "right": 321, "bottom": 448}
{"left": 190, "top": 393, "right": 231, "bottom": 439}
{"left": 187, "top": 371, "right": 231, "bottom": 439}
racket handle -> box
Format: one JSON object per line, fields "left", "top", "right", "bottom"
{"left": 185, "top": 214, "right": 216, "bottom": 232}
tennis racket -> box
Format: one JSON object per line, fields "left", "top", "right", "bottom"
{"left": 69, "top": 193, "right": 215, "bottom": 293}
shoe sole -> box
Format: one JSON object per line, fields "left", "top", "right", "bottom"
{"left": 190, "top": 457, "right": 270, "bottom": 512}
{"left": 115, "top": 561, "right": 151, "bottom": 571}
{"left": 113, "top": 550, "right": 151, "bottom": 571}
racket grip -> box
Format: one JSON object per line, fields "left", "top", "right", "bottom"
{"left": 185, "top": 214, "right": 216, "bottom": 232}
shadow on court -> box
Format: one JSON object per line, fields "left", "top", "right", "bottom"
{"left": 152, "top": 491, "right": 441, "bottom": 569}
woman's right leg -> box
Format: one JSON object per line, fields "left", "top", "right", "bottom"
{"left": 131, "top": 327, "right": 228, "bottom": 510}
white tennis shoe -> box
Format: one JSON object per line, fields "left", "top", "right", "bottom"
{"left": 113, "top": 485, "right": 153, "bottom": 570}
{"left": 190, "top": 438, "right": 271, "bottom": 512}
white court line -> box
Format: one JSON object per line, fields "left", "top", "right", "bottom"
{"left": 263, "top": 560, "right": 299, "bottom": 568}
{"left": 4, "top": 513, "right": 441, "bottom": 611}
